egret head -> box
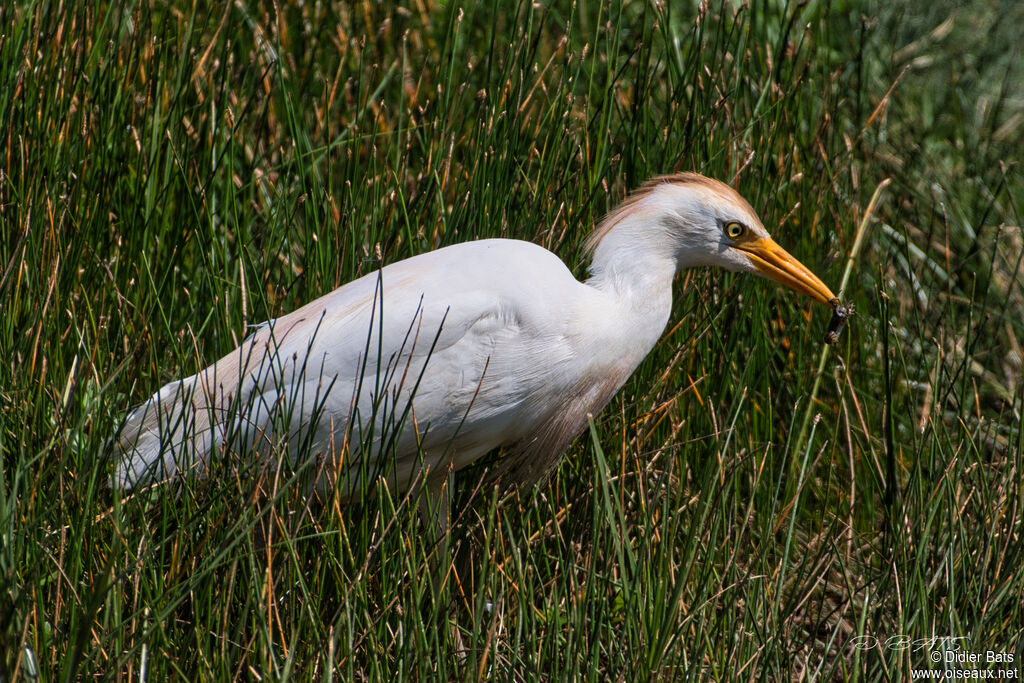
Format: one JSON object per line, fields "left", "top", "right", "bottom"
{"left": 589, "top": 173, "right": 836, "bottom": 305}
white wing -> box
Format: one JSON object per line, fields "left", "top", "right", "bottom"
{"left": 111, "top": 239, "right": 617, "bottom": 495}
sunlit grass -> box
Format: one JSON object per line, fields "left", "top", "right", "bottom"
{"left": 1, "top": 0, "right": 1022, "bottom": 679}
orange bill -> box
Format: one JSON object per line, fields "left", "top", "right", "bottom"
{"left": 734, "top": 237, "right": 836, "bottom": 305}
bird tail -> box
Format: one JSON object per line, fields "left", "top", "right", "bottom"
{"left": 109, "top": 372, "right": 220, "bottom": 489}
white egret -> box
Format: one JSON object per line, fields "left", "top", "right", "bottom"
{"left": 110, "top": 173, "right": 836, "bottom": 507}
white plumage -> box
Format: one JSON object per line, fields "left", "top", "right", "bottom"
{"left": 111, "top": 174, "right": 835, "bottom": 499}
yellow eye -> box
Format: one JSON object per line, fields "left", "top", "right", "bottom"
{"left": 725, "top": 221, "right": 746, "bottom": 239}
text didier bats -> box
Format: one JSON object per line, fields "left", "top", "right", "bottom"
{"left": 943, "top": 651, "right": 1014, "bottom": 664}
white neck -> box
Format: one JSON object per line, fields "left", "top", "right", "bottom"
{"left": 582, "top": 216, "right": 680, "bottom": 360}
{"left": 586, "top": 218, "right": 677, "bottom": 293}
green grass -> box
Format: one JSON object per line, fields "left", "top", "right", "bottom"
{"left": 2, "top": 0, "right": 1023, "bottom": 679}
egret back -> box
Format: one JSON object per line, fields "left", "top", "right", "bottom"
{"left": 109, "top": 239, "right": 649, "bottom": 494}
